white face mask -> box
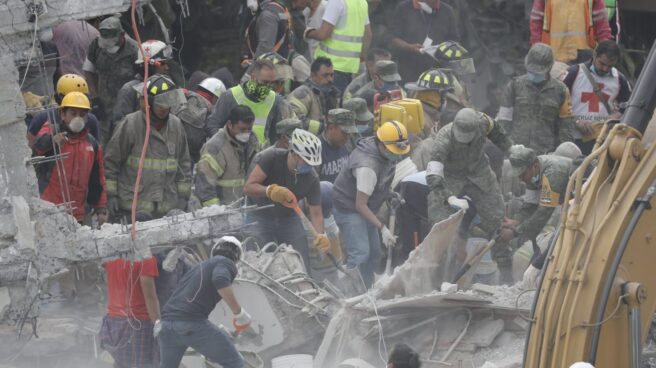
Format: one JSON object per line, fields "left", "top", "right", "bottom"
{"left": 531, "top": 173, "right": 540, "bottom": 185}
{"left": 418, "top": 1, "right": 433, "bottom": 14}
{"left": 68, "top": 116, "right": 85, "bottom": 133}
{"left": 235, "top": 132, "right": 251, "bottom": 143}
{"left": 99, "top": 36, "right": 120, "bottom": 54}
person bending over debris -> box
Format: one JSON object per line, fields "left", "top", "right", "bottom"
{"left": 244, "top": 128, "right": 330, "bottom": 273}
{"left": 332, "top": 121, "right": 411, "bottom": 288}
{"left": 157, "top": 237, "right": 251, "bottom": 368}
{"left": 100, "top": 256, "right": 160, "bottom": 368}
{"left": 388, "top": 343, "right": 422, "bottom": 368}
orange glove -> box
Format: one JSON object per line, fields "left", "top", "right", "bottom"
{"left": 314, "top": 234, "right": 331, "bottom": 254}
{"left": 233, "top": 309, "right": 252, "bottom": 334}
{"left": 266, "top": 184, "right": 294, "bottom": 205}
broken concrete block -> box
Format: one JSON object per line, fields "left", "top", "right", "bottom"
{"left": 472, "top": 283, "right": 496, "bottom": 295}
{"left": 441, "top": 282, "right": 458, "bottom": 293}
{"left": 511, "top": 316, "right": 530, "bottom": 330}
{"left": 481, "top": 362, "right": 499, "bottom": 368}
{"left": 12, "top": 196, "right": 34, "bottom": 250}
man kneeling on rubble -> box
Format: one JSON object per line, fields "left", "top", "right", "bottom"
{"left": 157, "top": 236, "right": 251, "bottom": 368}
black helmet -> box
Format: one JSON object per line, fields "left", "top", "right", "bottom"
{"left": 405, "top": 68, "right": 455, "bottom": 92}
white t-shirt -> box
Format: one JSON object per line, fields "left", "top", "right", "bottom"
{"left": 354, "top": 167, "right": 377, "bottom": 195}
{"left": 303, "top": 0, "right": 327, "bottom": 59}
{"left": 322, "top": 0, "right": 369, "bottom": 28}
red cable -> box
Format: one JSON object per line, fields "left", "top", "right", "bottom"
{"left": 130, "top": 0, "right": 151, "bottom": 240}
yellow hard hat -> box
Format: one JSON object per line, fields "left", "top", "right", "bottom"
{"left": 56, "top": 74, "right": 89, "bottom": 96}
{"left": 60, "top": 91, "right": 91, "bottom": 110}
{"left": 376, "top": 120, "right": 410, "bottom": 155}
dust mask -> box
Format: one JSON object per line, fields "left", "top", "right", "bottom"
{"left": 68, "top": 116, "right": 85, "bottom": 133}
{"left": 418, "top": 1, "right": 433, "bottom": 14}
{"left": 99, "top": 36, "right": 120, "bottom": 54}
{"left": 235, "top": 132, "right": 251, "bottom": 143}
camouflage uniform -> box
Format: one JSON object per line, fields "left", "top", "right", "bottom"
{"left": 427, "top": 111, "right": 512, "bottom": 237}
{"left": 193, "top": 128, "right": 259, "bottom": 207}
{"left": 171, "top": 90, "right": 213, "bottom": 164}
{"left": 287, "top": 80, "right": 340, "bottom": 134}
{"left": 84, "top": 24, "right": 138, "bottom": 146}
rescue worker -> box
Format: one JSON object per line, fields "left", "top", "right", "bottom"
{"left": 497, "top": 43, "right": 574, "bottom": 155}
{"left": 82, "top": 15, "right": 138, "bottom": 140}
{"left": 269, "top": 118, "right": 303, "bottom": 150}
{"left": 503, "top": 145, "right": 571, "bottom": 286}
{"left": 389, "top": 0, "right": 459, "bottom": 83}
{"left": 112, "top": 39, "right": 173, "bottom": 144}
{"left": 562, "top": 40, "right": 631, "bottom": 154}
{"left": 344, "top": 48, "right": 391, "bottom": 100}
{"left": 172, "top": 77, "right": 226, "bottom": 164}
{"left": 318, "top": 109, "right": 358, "bottom": 183}
{"left": 100, "top": 255, "right": 160, "bottom": 368}
{"left": 353, "top": 60, "right": 404, "bottom": 98}
{"left": 33, "top": 92, "right": 107, "bottom": 224}
{"left": 157, "top": 237, "right": 252, "bottom": 368}
{"left": 288, "top": 57, "right": 341, "bottom": 134}
{"left": 343, "top": 97, "right": 374, "bottom": 137}
{"left": 104, "top": 75, "right": 191, "bottom": 221}
{"left": 304, "top": 0, "right": 373, "bottom": 92}
{"left": 207, "top": 59, "right": 296, "bottom": 145}
{"left": 530, "top": 0, "right": 612, "bottom": 63}
{"left": 243, "top": 129, "right": 330, "bottom": 273}
{"left": 242, "top": 0, "right": 299, "bottom": 61}
{"left": 27, "top": 74, "right": 100, "bottom": 148}
{"left": 241, "top": 52, "right": 295, "bottom": 96}
{"left": 387, "top": 343, "right": 422, "bottom": 368}
{"left": 332, "top": 121, "right": 411, "bottom": 288}
{"left": 425, "top": 108, "right": 512, "bottom": 281}
{"left": 193, "top": 105, "right": 259, "bottom": 208}
{"left": 405, "top": 68, "right": 455, "bottom": 132}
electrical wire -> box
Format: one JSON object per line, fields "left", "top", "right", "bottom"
{"left": 130, "top": 0, "right": 152, "bottom": 241}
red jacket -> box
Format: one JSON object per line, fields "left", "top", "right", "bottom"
{"left": 34, "top": 122, "right": 107, "bottom": 221}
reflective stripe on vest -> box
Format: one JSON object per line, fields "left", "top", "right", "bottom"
{"left": 231, "top": 85, "right": 276, "bottom": 143}
{"left": 202, "top": 198, "right": 220, "bottom": 207}
{"left": 106, "top": 179, "right": 118, "bottom": 194}
{"left": 217, "top": 178, "right": 245, "bottom": 188}
{"left": 177, "top": 181, "right": 192, "bottom": 195}
{"left": 127, "top": 155, "right": 178, "bottom": 172}
{"left": 314, "top": 0, "right": 367, "bottom": 73}
{"left": 542, "top": 0, "right": 595, "bottom": 48}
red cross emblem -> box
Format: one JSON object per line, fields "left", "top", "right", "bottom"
{"left": 581, "top": 83, "right": 610, "bottom": 113}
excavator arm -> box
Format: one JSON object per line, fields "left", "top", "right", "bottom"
{"left": 524, "top": 39, "right": 656, "bottom": 368}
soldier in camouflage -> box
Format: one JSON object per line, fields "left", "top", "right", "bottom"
{"left": 497, "top": 43, "right": 574, "bottom": 155}
{"left": 193, "top": 105, "right": 260, "bottom": 208}
{"left": 500, "top": 145, "right": 572, "bottom": 283}
{"left": 82, "top": 15, "right": 138, "bottom": 146}
{"left": 426, "top": 108, "right": 512, "bottom": 279}
{"left": 287, "top": 57, "right": 341, "bottom": 135}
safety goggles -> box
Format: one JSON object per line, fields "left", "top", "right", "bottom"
{"left": 449, "top": 58, "right": 476, "bottom": 75}
{"left": 153, "top": 89, "right": 187, "bottom": 108}
{"left": 380, "top": 139, "right": 409, "bottom": 151}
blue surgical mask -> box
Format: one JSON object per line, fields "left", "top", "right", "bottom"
{"left": 295, "top": 163, "right": 313, "bottom": 174}
{"left": 527, "top": 72, "right": 546, "bottom": 84}
{"left": 382, "top": 150, "right": 402, "bottom": 162}
{"left": 356, "top": 124, "right": 371, "bottom": 135}
{"left": 381, "top": 82, "right": 399, "bottom": 92}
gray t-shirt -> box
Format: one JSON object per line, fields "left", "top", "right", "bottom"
{"left": 162, "top": 256, "right": 237, "bottom": 321}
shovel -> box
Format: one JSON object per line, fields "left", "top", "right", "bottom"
{"left": 451, "top": 231, "right": 501, "bottom": 284}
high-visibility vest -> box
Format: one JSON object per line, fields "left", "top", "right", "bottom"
{"left": 605, "top": 0, "right": 616, "bottom": 20}
{"left": 314, "top": 0, "right": 368, "bottom": 74}
{"left": 541, "top": 0, "right": 595, "bottom": 58}
{"left": 231, "top": 85, "right": 276, "bottom": 143}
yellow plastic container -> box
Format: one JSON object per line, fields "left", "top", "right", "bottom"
{"left": 375, "top": 98, "right": 425, "bottom": 135}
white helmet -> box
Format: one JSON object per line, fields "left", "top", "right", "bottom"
{"left": 211, "top": 236, "right": 243, "bottom": 261}
{"left": 136, "top": 39, "right": 172, "bottom": 65}
{"left": 554, "top": 141, "right": 582, "bottom": 160}
{"left": 291, "top": 129, "right": 322, "bottom": 166}
{"left": 198, "top": 77, "right": 226, "bottom": 99}
{"left": 569, "top": 363, "right": 595, "bottom": 368}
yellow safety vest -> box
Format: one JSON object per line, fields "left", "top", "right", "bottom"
{"left": 542, "top": 0, "right": 595, "bottom": 62}
{"left": 231, "top": 85, "right": 276, "bottom": 144}
{"left": 314, "top": 0, "right": 368, "bottom": 74}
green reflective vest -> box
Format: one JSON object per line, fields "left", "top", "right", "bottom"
{"left": 231, "top": 85, "right": 276, "bottom": 143}
{"left": 314, "top": 0, "right": 368, "bottom": 74}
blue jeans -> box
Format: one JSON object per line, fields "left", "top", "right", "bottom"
{"left": 333, "top": 70, "right": 353, "bottom": 94}
{"left": 159, "top": 319, "right": 243, "bottom": 368}
{"left": 333, "top": 207, "right": 382, "bottom": 287}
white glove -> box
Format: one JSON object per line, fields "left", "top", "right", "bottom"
{"left": 381, "top": 225, "right": 397, "bottom": 248}
{"left": 448, "top": 196, "right": 469, "bottom": 210}
{"left": 522, "top": 264, "right": 541, "bottom": 290}
{"left": 153, "top": 319, "right": 162, "bottom": 338}
{"left": 233, "top": 308, "right": 252, "bottom": 333}
{"left": 247, "top": 0, "right": 258, "bottom": 13}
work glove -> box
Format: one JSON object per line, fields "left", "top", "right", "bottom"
{"left": 153, "top": 319, "right": 162, "bottom": 338}
{"left": 233, "top": 308, "right": 252, "bottom": 334}
{"left": 380, "top": 225, "right": 397, "bottom": 248}
{"left": 522, "top": 264, "right": 541, "bottom": 290}
{"left": 266, "top": 184, "right": 294, "bottom": 206}
{"left": 426, "top": 174, "right": 445, "bottom": 192}
{"left": 314, "top": 234, "right": 331, "bottom": 254}
{"left": 246, "top": 0, "right": 258, "bottom": 13}
{"left": 447, "top": 196, "right": 469, "bottom": 211}
{"left": 107, "top": 196, "right": 120, "bottom": 216}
